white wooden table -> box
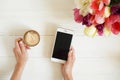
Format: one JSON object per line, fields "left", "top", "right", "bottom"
{"left": 0, "top": 0, "right": 120, "bottom": 80}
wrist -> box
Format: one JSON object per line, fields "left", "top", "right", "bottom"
{"left": 63, "top": 74, "right": 73, "bottom": 80}
{"left": 15, "top": 63, "right": 26, "bottom": 69}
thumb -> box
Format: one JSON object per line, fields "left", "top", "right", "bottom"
{"left": 67, "top": 50, "right": 73, "bottom": 62}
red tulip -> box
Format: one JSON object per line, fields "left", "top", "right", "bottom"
{"left": 106, "top": 14, "right": 120, "bottom": 34}
{"left": 111, "top": 22, "right": 120, "bottom": 34}
{"left": 90, "top": 0, "right": 109, "bottom": 24}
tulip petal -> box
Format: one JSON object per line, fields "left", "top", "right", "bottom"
{"left": 82, "top": 13, "right": 93, "bottom": 26}
{"left": 84, "top": 25, "right": 97, "bottom": 37}
{"left": 95, "top": 24, "right": 104, "bottom": 36}
{"left": 104, "top": 27, "right": 111, "bottom": 36}
{"left": 111, "top": 22, "right": 120, "bottom": 34}
{"left": 99, "top": 1, "right": 104, "bottom": 11}
{"left": 104, "top": 6, "right": 110, "bottom": 18}
{"left": 91, "top": 0, "right": 99, "bottom": 11}
{"left": 95, "top": 15, "right": 105, "bottom": 24}
{"left": 111, "top": 5, "right": 120, "bottom": 15}
{"left": 73, "top": 8, "right": 83, "bottom": 23}
{"left": 102, "top": 0, "right": 110, "bottom": 5}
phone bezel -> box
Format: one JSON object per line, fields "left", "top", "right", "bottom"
{"left": 51, "top": 27, "right": 74, "bottom": 63}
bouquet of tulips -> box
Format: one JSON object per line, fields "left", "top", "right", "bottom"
{"left": 74, "top": 0, "right": 120, "bottom": 37}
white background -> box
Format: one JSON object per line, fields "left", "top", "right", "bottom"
{"left": 0, "top": 0, "right": 120, "bottom": 80}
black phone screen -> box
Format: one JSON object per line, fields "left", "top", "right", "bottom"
{"left": 52, "top": 31, "right": 73, "bottom": 61}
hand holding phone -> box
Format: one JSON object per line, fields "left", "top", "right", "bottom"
{"left": 51, "top": 27, "right": 74, "bottom": 63}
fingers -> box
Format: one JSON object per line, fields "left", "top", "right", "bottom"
{"left": 14, "top": 38, "right": 28, "bottom": 54}
{"left": 67, "top": 51, "right": 73, "bottom": 63}
{"left": 67, "top": 47, "right": 75, "bottom": 64}
{"left": 15, "top": 38, "right": 22, "bottom": 42}
{"left": 71, "top": 47, "right": 75, "bottom": 61}
{"left": 25, "top": 46, "right": 30, "bottom": 49}
{"left": 13, "top": 48, "right": 18, "bottom": 60}
{"left": 15, "top": 38, "right": 22, "bottom": 54}
{"left": 70, "top": 46, "right": 73, "bottom": 51}
{"left": 13, "top": 38, "right": 29, "bottom": 67}
{"left": 19, "top": 41, "right": 27, "bottom": 54}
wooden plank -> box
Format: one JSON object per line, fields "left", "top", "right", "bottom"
{"left": 0, "top": 57, "right": 120, "bottom": 80}
{"left": 0, "top": 36, "right": 54, "bottom": 57}
{"left": 73, "top": 35, "right": 120, "bottom": 58}
{"left": 0, "top": 19, "right": 84, "bottom": 36}
{"left": 0, "top": 0, "right": 74, "bottom": 11}
{"left": 0, "top": 57, "right": 62, "bottom": 80}
{"left": 0, "top": 35, "right": 120, "bottom": 58}
{"left": 0, "top": 0, "right": 84, "bottom": 36}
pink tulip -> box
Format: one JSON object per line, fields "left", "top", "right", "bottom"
{"left": 73, "top": 8, "right": 83, "bottom": 23}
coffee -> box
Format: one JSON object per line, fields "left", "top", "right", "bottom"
{"left": 23, "top": 30, "right": 40, "bottom": 47}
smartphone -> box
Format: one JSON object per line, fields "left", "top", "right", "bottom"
{"left": 51, "top": 27, "right": 74, "bottom": 63}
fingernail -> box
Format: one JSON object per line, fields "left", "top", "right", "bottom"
{"left": 19, "top": 41, "right": 23, "bottom": 44}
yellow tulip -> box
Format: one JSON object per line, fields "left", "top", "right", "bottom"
{"left": 104, "top": 6, "right": 110, "bottom": 18}
{"left": 104, "top": 27, "right": 111, "bottom": 36}
{"left": 84, "top": 25, "right": 97, "bottom": 37}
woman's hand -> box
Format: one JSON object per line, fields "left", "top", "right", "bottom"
{"left": 61, "top": 47, "right": 75, "bottom": 80}
{"left": 13, "top": 38, "right": 30, "bottom": 67}
{"left": 11, "top": 38, "right": 30, "bottom": 80}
